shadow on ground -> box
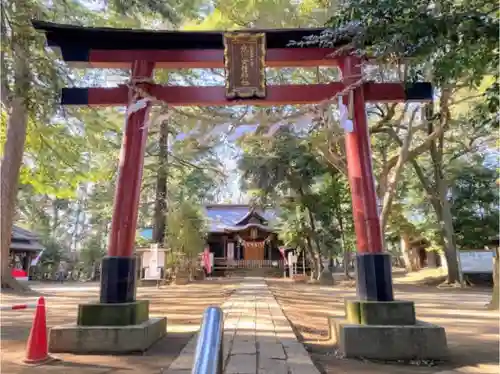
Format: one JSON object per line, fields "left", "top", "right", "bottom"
{"left": 267, "top": 279, "right": 499, "bottom": 374}
{"left": 0, "top": 279, "right": 238, "bottom": 373}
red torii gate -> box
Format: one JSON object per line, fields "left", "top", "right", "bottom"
{"left": 33, "top": 21, "right": 432, "bottom": 307}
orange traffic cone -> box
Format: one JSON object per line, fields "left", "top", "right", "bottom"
{"left": 24, "top": 297, "right": 50, "bottom": 364}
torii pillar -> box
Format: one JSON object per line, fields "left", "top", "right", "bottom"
{"left": 329, "top": 56, "right": 448, "bottom": 361}
{"left": 49, "top": 61, "right": 167, "bottom": 354}
{"left": 100, "top": 60, "right": 154, "bottom": 304}
{"left": 340, "top": 56, "right": 393, "bottom": 301}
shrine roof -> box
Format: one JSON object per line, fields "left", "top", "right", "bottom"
{"left": 11, "top": 225, "right": 44, "bottom": 252}
{"left": 205, "top": 204, "right": 277, "bottom": 233}
{"left": 32, "top": 20, "right": 336, "bottom": 50}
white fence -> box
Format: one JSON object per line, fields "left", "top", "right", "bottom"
{"left": 213, "top": 258, "right": 284, "bottom": 269}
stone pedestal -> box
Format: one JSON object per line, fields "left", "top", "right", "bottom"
{"left": 330, "top": 316, "right": 448, "bottom": 360}
{"left": 49, "top": 317, "right": 167, "bottom": 353}
{"left": 48, "top": 256, "right": 167, "bottom": 354}
{"left": 77, "top": 300, "right": 150, "bottom": 326}
{"left": 331, "top": 253, "right": 448, "bottom": 361}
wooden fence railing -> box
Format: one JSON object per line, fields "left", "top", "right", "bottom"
{"left": 213, "top": 258, "right": 284, "bottom": 269}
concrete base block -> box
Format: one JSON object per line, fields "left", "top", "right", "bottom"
{"left": 344, "top": 299, "right": 416, "bottom": 325}
{"left": 78, "top": 300, "right": 149, "bottom": 326}
{"left": 49, "top": 317, "right": 167, "bottom": 354}
{"left": 330, "top": 317, "right": 448, "bottom": 360}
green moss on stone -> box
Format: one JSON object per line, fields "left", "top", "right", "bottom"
{"left": 344, "top": 299, "right": 416, "bottom": 326}
{"left": 77, "top": 300, "right": 149, "bottom": 326}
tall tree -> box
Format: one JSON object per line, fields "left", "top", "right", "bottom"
{"left": 1, "top": 0, "right": 60, "bottom": 290}
{"left": 447, "top": 158, "right": 498, "bottom": 250}
{"left": 238, "top": 128, "right": 346, "bottom": 278}
{"left": 0, "top": 0, "right": 203, "bottom": 290}
{"left": 301, "top": 0, "right": 498, "bottom": 283}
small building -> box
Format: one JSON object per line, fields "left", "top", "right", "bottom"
{"left": 136, "top": 204, "right": 286, "bottom": 277}
{"left": 9, "top": 226, "right": 44, "bottom": 279}
{"left": 205, "top": 204, "right": 283, "bottom": 269}
{"left": 135, "top": 246, "right": 168, "bottom": 280}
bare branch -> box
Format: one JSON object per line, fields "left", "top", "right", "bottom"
{"left": 379, "top": 107, "right": 418, "bottom": 230}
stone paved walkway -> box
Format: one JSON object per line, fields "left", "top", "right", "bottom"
{"left": 165, "top": 278, "right": 320, "bottom": 374}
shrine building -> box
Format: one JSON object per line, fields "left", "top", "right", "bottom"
{"left": 10, "top": 226, "right": 45, "bottom": 280}
{"left": 205, "top": 204, "right": 282, "bottom": 268}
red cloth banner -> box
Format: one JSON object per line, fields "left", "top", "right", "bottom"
{"left": 202, "top": 247, "right": 212, "bottom": 274}
{"left": 278, "top": 246, "right": 288, "bottom": 265}
{"left": 11, "top": 269, "right": 28, "bottom": 278}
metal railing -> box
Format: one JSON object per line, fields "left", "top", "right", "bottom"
{"left": 192, "top": 306, "right": 224, "bottom": 374}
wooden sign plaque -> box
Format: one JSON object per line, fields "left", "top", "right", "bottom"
{"left": 224, "top": 33, "right": 266, "bottom": 99}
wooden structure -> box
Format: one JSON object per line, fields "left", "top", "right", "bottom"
{"left": 33, "top": 20, "right": 433, "bottom": 306}
{"left": 10, "top": 226, "right": 44, "bottom": 279}
{"left": 205, "top": 204, "right": 282, "bottom": 269}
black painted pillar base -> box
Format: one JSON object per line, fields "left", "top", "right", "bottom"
{"left": 100, "top": 256, "right": 137, "bottom": 304}
{"left": 355, "top": 252, "right": 394, "bottom": 301}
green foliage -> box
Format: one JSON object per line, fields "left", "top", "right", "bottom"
{"left": 312, "top": 173, "right": 355, "bottom": 255}
{"left": 165, "top": 200, "right": 207, "bottom": 257}
{"left": 4, "top": 0, "right": 498, "bottom": 287}
{"left": 317, "top": 0, "right": 497, "bottom": 82}
{"left": 238, "top": 128, "right": 327, "bottom": 195}
{"left": 39, "top": 238, "right": 65, "bottom": 268}
{"left": 448, "top": 159, "right": 499, "bottom": 250}
{"left": 238, "top": 128, "right": 355, "bottom": 261}
{"left": 298, "top": 0, "right": 498, "bottom": 130}
{"left": 183, "top": 0, "right": 333, "bottom": 29}
{"left": 2, "top": 0, "right": 210, "bottom": 271}
{"left": 109, "top": 0, "right": 180, "bottom": 24}
{"left": 80, "top": 236, "right": 106, "bottom": 267}
{"left": 135, "top": 234, "right": 151, "bottom": 247}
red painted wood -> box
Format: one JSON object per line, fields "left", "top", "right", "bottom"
{"left": 107, "top": 60, "right": 155, "bottom": 257}
{"left": 85, "top": 82, "right": 407, "bottom": 107}
{"left": 88, "top": 48, "right": 338, "bottom": 68}
{"left": 364, "top": 83, "right": 406, "bottom": 102}
{"left": 340, "top": 57, "right": 384, "bottom": 254}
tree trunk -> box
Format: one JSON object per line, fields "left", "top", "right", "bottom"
{"left": 52, "top": 199, "right": 59, "bottom": 239}
{"left": 90, "top": 262, "right": 97, "bottom": 281}
{"left": 1, "top": 27, "right": 34, "bottom": 291}
{"left": 306, "top": 209, "right": 324, "bottom": 279}
{"left": 436, "top": 178, "right": 461, "bottom": 284}
{"left": 337, "top": 212, "right": 350, "bottom": 278}
{"left": 401, "top": 232, "right": 419, "bottom": 272}
{"left": 432, "top": 88, "right": 461, "bottom": 284}
{"left": 332, "top": 192, "right": 352, "bottom": 279}
{"left": 298, "top": 187, "right": 323, "bottom": 280}
{"left": 1, "top": 97, "right": 30, "bottom": 291}
{"left": 380, "top": 111, "right": 416, "bottom": 231}
{"left": 487, "top": 246, "right": 499, "bottom": 310}
{"left": 72, "top": 194, "right": 82, "bottom": 253}
{"left": 153, "top": 120, "right": 168, "bottom": 245}
{"left": 410, "top": 159, "right": 461, "bottom": 283}
{"left": 303, "top": 236, "right": 318, "bottom": 279}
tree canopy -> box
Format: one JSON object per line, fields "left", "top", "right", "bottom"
{"left": 1, "top": 0, "right": 498, "bottom": 298}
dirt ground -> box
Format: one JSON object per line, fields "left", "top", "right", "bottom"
{"left": 267, "top": 277, "right": 499, "bottom": 374}
{"left": 1, "top": 275, "right": 498, "bottom": 374}
{"left": 0, "top": 279, "right": 236, "bottom": 373}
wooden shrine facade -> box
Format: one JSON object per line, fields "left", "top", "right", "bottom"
{"left": 205, "top": 205, "right": 282, "bottom": 269}
{"left": 9, "top": 226, "right": 44, "bottom": 279}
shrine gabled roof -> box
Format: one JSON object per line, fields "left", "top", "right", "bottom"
{"left": 10, "top": 225, "right": 44, "bottom": 252}
{"left": 31, "top": 20, "right": 333, "bottom": 51}
{"left": 205, "top": 204, "right": 277, "bottom": 233}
